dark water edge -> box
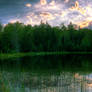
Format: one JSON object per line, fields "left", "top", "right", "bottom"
{"left": 0, "top": 54, "right": 92, "bottom": 72}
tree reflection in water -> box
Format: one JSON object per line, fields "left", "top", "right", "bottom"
{"left": 1, "top": 55, "right": 92, "bottom": 92}
{"left": 0, "top": 71, "right": 92, "bottom": 92}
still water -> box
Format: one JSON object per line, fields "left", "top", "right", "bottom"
{"left": 0, "top": 55, "right": 92, "bottom": 92}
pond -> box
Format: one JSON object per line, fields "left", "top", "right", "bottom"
{"left": 0, "top": 55, "right": 92, "bottom": 92}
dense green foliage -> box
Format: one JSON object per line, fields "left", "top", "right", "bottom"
{"left": 0, "top": 22, "right": 92, "bottom": 53}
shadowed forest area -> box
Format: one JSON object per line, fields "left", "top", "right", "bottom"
{"left": 0, "top": 22, "right": 92, "bottom": 53}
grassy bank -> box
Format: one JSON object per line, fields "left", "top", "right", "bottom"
{"left": 1, "top": 52, "right": 92, "bottom": 59}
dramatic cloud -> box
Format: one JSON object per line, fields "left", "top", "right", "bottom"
{"left": 0, "top": 0, "right": 92, "bottom": 27}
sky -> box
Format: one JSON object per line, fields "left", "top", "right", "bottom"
{"left": 0, "top": 0, "right": 92, "bottom": 28}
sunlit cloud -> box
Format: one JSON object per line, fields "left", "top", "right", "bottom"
{"left": 25, "top": 0, "right": 92, "bottom": 27}
{"left": 40, "top": 12, "right": 55, "bottom": 20}
{"left": 9, "top": 19, "right": 21, "bottom": 24}
{"left": 26, "top": 16, "right": 33, "bottom": 24}
{"left": 2, "top": 0, "right": 92, "bottom": 28}
{"left": 26, "top": 15, "right": 40, "bottom": 25}
{"left": 77, "top": 19, "right": 92, "bottom": 28}
{"left": 25, "top": 3, "right": 32, "bottom": 7}
{"left": 40, "top": 0, "right": 47, "bottom": 5}
{"left": 69, "top": 1, "right": 86, "bottom": 15}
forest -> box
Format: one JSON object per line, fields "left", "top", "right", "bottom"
{"left": 0, "top": 22, "right": 92, "bottom": 53}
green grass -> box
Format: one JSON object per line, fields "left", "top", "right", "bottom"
{"left": 0, "top": 52, "right": 92, "bottom": 59}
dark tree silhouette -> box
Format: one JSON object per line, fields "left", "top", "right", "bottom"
{"left": 0, "top": 22, "right": 92, "bottom": 53}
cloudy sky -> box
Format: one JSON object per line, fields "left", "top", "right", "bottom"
{"left": 0, "top": 0, "right": 92, "bottom": 28}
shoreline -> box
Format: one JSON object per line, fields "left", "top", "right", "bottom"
{"left": 0, "top": 52, "right": 92, "bottom": 59}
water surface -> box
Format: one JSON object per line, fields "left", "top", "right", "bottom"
{"left": 0, "top": 55, "right": 92, "bottom": 92}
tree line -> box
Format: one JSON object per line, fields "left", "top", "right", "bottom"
{"left": 0, "top": 22, "right": 92, "bottom": 53}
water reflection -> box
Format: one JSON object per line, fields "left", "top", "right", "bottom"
{"left": 0, "top": 55, "right": 92, "bottom": 92}
{"left": 0, "top": 71, "right": 92, "bottom": 92}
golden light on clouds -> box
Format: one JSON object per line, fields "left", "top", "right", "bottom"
{"left": 25, "top": 0, "right": 92, "bottom": 28}
{"left": 75, "top": 1, "right": 79, "bottom": 8}
{"left": 77, "top": 20, "right": 92, "bottom": 28}
{"left": 7, "top": 0, "right": 92, "bottom": 28}
{"left": 70, "top": 1, "right": 86, "bottom": 15}
{"left": 40, "top": 12, "right": 55, "bottom": 20}
{"left": 40, "top": 0, "right": 47, "bottom": 5}
{"left": 25, "top": 3, "right": 32, "bottom": 7}
{"left": 26, "top": 16, "right": 33, "bottom": 25}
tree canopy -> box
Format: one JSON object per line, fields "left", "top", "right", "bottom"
{"left": 0, "top": 22, "right": 92, "bottom": 53}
